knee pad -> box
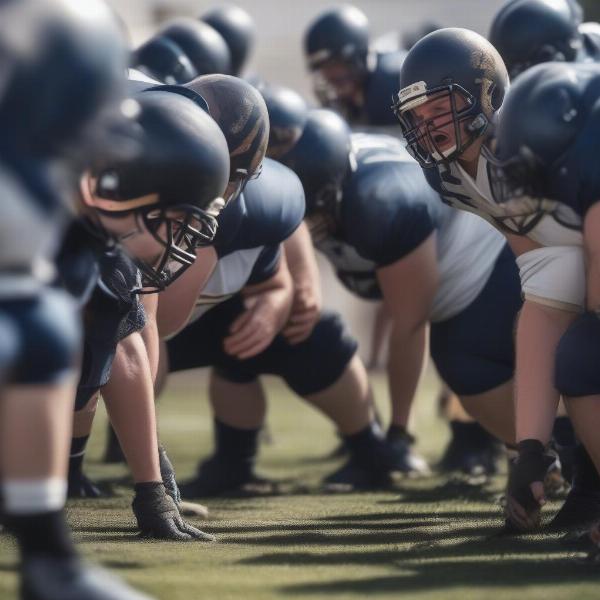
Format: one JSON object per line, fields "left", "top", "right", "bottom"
{"left": 555, "top": 312, "right": 600, "bottom": 397}
{"left": 283, "top": 311, "right": 358, "bottom": 396}
{"left": 13, "top": 289, "right": 81, "bottom": 385}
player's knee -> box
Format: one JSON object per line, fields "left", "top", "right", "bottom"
{"left": 285, "top": 311, "right": 358, "bottom": 395}
{"left": 556, "top": 312, "right": 600, "bottom": 398}
{"left": 20, "top": 289, "right": 81, "bottom": 384}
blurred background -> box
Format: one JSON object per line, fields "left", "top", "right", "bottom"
{"left": 107, "top": 0, "right": 600, "bottom": 362}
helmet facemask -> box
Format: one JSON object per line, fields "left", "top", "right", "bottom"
{"left": 135, "top": 204, "right": 218, "bottom": 293}
{"left": 311, "top": 57, "right": 368, "bottom": 120}
{"left": 393, "top": 81, "right": 487, "bottom": 167}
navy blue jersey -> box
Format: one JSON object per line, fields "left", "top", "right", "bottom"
{"left": 316, "top": 134, "right": 506, "bottom": 319}
{"left": 363, "top": 51, "right": 406, "bottom": 127}
{"left": 315, "top": 134, "right": 445, "bottom": 299}
{"left": 190, "top": 158, "right": 305, "bottom": 319}
{"left": 57, "top": 220, "right": 145, "bottom": 345}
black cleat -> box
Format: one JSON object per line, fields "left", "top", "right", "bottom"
{"left": 323, "top": 458, "right": 394, "bottom": 492}
{"left": 67, "top": 471, "right": 105, "bottom": 499}
{"left": 548, "top": 487, "right": 600, "bottom": 532}
{"left": 21, "top": 556, "right": 154, "bottom": 600}
{"left": 179, "top": 455, "right": 277, "bottom": 498}
{"left": 439, "top": 422, "right": 502, "bottom": 477}
{"left": 386, "top": 429, "right": 430, "bottom": 476}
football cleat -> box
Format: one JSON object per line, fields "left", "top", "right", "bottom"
{"left": 21, "top": 556, "right": 154, "bottom": 600}
{"left": 179, "top": 455, "right": 278, "bottom": 498}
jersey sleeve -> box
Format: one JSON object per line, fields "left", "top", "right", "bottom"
{"left": 214, "top": 158, "right": 306, "bottom": 256}
{"left": 343, "top": 162, "right": 437, "bottom": 266}
{"left": 246, "top": 245, "right": 282, "bottom": 286}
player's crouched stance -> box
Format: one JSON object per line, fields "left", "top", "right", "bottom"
{"left": 63, "top": 89, "right": 231, "bottom": 541}
{"left": 279, "top": 108, "right": 519, "bottom": 466}
{"left": 142, "top": 75, "right": 399, "bottom": 495}
{"left": 489, "top": 61, "right": 600, "bottom": 544}
{"left": 0, "top": 0, "right": 154, "bottom": 598}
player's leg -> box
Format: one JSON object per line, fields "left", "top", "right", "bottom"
{"left": 68, "top": 391, "right": 103, "bottom": 498}
{"left": 430, "top": 245, "right": 520, "bottom": 478}
{"left": 1, "top": 289, "right": 153, "bottom": 599}
{"left": 242, "top": 310, "right": 400, "bottom": 490}
{"left": 550, "top": 312, "right": 600, "bottom": 531}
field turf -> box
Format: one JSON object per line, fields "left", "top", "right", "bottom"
{"left": 0, "top": 370, "right": 598, "bottom": 599}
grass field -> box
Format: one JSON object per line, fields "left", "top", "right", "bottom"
{"left": 0, "top": 370, "right": 598, "bottom": 599}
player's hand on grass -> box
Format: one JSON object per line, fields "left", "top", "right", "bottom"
{"left": 224, "top": 293, "right": 286, "bottom": 359}
{"left": 504, "top": 439, "right": 554, "bottom": 532}
{"left": 283, "top": 281, "right": 321, "bottom": 345}
{"left": 132, "top": 482, "right": 215, "bottom": 542}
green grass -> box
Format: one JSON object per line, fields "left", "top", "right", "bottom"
{"left": 0, "top": 370, "right": 598, "bottom": 599}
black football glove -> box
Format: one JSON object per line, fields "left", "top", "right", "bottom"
{"left": 132, "top": 482, "right": 214, "bottom": 542}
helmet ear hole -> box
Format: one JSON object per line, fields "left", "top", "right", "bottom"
{"left": 490, "top": 83, "right": 504, "bottom": 111}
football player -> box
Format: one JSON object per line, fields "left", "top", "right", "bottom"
{"left": 132, "top": 35, "right": 198, "bottom": 85}
{"left": 279, "top": 108, "right": 519, "bottom": 463}
{"left": 64, "top": 89, "right": 230, "bottom": 541}
{"left": 489, "top": 0, "right": 600, "bottom": 80}
{"left": 489, "top": 61, "right": 600, "bottom": 535}
{"left": 0, "top": 0, "right": 154, "bottom": 598}
{"left": 303, "top": 5, "right": 405, "bottom": 130}
{"left": 140, "top": 75, "right": 401, "bottom": 495}
{"left": 157, "top": 17, "right": 232, "bottom": 77}
{"left": 200, "top": 5, "right": 256, "bottom": 77}
{"left": 393, "top": 28, "right": 599, "bottom": 531}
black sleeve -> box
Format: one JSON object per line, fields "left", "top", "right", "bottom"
{"left": 343, "top": 162, "right": 437, "bottom": 266}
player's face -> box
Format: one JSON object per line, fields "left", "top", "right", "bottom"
{"left": 313, "top": 59, "right": 364, "bottom": 108}
{"left": 95, "top": 203, "right": 167, "bottom": 266}
{"left": 410, "top": 92, "right": 470, "bottom": 157}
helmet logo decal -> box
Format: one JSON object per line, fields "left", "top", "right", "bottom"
{"left": 397, "top": 81, "right": 428, "bottom": 111}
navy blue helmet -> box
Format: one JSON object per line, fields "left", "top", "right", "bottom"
{"left": 132, "top": 36, "right": 198, "bottom": 84}
{"left": 184, "top": 74, "right": 270, "bottom": 204}
{"left": 0, "top": 0, "right": 129, "bottom": 159}
{"left": 393, "top": 28, "right": 508, "bottom": 167}
{"left": 88, "top": 90, "right": 230, "bottom": 292}
{"left": 304, "top": 6, "right": 370, "bottom": 72}
{"left": 254, "top": 81, "right": 308, "bottom": 159}
{"left": 489, "top": 61, "right": 600, "bottom": 222}
{"left": 489, "top": 0, "right": 583, "bottom": 79}
{"left": 280, "top": 109, "right": 352, "bottom": 218}
{"left": 158, "top": 18, "right": 232, "bottom": 76}
{"left": 201, "top": 5, "right": 255, "bottom": 76}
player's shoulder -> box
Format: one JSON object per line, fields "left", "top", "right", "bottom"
{"left": 215, "top": 158, "right": 305, "bottom": 253}
{"left": 348, "top": 133, "right": 436, "bottom": 215}
{"left": 343, "top": 135, "right": 442, "bottom": 263}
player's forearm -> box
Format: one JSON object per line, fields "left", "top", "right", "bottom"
{"left": 386, "top": 321, "right": 428, "bottom": 428}
{"left": 102, "top": 332, "right": 161, "bottom": 484}
{"left": 140, "top": 294, "right": 160, "bottom": 383}
{"left": 514, "top": 301, "right": 577, "bottom": 444}
{"left": 243, "top": 254, "right": 294, "bottom": 331}
{"left": 284, "top": 222, "right": 321, "bottom": 294}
